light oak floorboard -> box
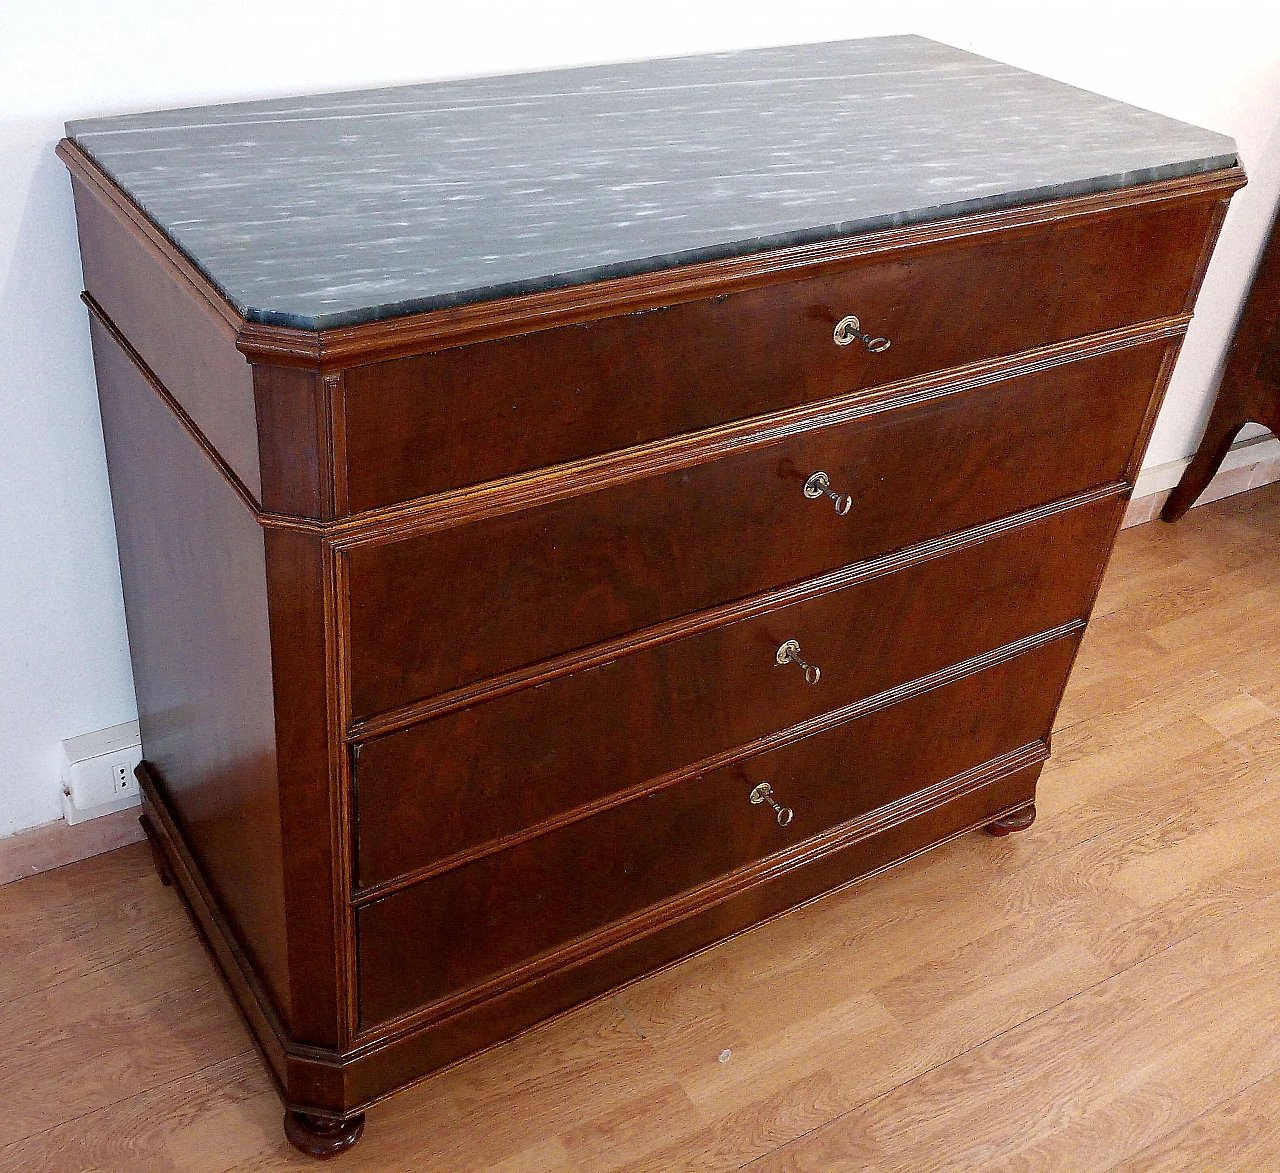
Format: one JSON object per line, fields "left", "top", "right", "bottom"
{"left": 3, "top": 482, "right": 1279, "bottom": 1172}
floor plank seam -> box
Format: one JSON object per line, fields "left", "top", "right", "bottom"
{"left": 1093, "top": 1063, "right": 1280, "bottom": 1173}
{"left": 613, "top": 994, "right": 649, "bottom": 1040}
{"left": 2, "top": 948, "right": 228, "bottom": 1023}
{"left": 0, "top": 1046, "right": 257, "bottom": 1154}
{"left": 735, "top": 861, "right": 1275, "bottom": 1171}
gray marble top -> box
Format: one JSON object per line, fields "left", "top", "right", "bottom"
{"left": 68, "top": 36, "right": 1237, "bottom": 330}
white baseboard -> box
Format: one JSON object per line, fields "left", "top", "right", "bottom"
{"left": 1133, "top": 432, "right": 1280, "bottom": 498}
{"left": 1124, "top": 432, "right": 1280, "bottom": 529}
{"left": 0, "top": 806, "right": 146, "bottom": 887}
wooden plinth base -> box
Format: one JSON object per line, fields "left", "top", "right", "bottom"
{"left": 135, "top": 750, "right": 1043, "bottom": 1149}
{"left": 141, "top": 816, "right": 173, "bottom": 885}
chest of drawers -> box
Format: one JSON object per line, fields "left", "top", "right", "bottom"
{"left": 60, "top": 37, "right": 1242, "bottom": 1156}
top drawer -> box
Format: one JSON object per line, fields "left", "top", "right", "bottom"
{"left": 340, "top": 196, "right": 1217, "bottom": 511}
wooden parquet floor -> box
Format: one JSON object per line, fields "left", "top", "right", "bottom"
{"left": 4, "top": 482, "right": 1280, "bottom": 1172}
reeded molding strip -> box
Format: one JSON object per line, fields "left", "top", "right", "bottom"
{"left": 349, "top": 488, "right": 1120, "bottom": 741}
{"left": 351, "top": 737, "right": 1050, "bottom": 1048}
{"left": 351, "top": 620, "right": 1083, "bottom": 905}
{"left": 328, "top": 316, "right": 1186, "bottom": 548}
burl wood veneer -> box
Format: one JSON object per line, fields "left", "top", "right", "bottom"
{"left": 60, "top": 37, "right": 1242, "bottom": 1155}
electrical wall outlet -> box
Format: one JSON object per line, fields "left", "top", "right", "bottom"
{"left": 112, "top": 760, "right": 133, "bottom": 795}
{"left": 60, "top": 720, "right": 143, "bottom": 825}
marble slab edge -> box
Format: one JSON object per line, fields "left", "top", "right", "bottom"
{"left": 237, "top": 156, "right": 1236, "bottom": 331}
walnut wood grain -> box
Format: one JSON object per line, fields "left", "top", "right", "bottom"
{"left": 353, "top": 495, "right": 1119, "bottom": 890}
{"left": 342, "top": 195, "right": 1219, "bottom": 510}
{"left": 349, "top": 483, "right": 1124, "bottom": 742}
{"left": 64, "top": 166, "right": 261, "bottom": 500}
{"left": 327, "top": 318, "right": 1186, "bottom": 544}
{"left": 356, "top": 632, "right": 1078, "bottom": 1029}
{"left": 344, "top": 339, "right": 1171, "bottom": 718}
{"left": 88, "top": 315, "right": 292, "bottom": 1023}
{"left": 254, "top": 365, "right": 337, "bottom": 521}
{"left": 262, "top": 529, "right": 346, "bottom": 1049}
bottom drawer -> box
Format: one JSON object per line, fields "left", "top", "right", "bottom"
{"left": 356, "top": 630, "right": 1079, "bottom": 1029}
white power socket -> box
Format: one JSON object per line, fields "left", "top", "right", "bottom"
{"left": 60, "top": 720, "right": 143, "bottom": 826}
{"left": 112, "top": 760, "right": 133, "bottom": 795}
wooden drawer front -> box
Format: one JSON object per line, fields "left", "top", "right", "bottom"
{"left": 341, "top": 197, "right": 1215, "bottom": 511}
{"left": 356, "top": 631, "right": 1078, "bottom": 1028}
{"left": 354, "top": 493, "right": 1117, "bottom": 889}
{"left": 346, "top": 340, "right": 1165, "bottom": 718}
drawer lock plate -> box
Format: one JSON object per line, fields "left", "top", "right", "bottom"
{"left": 833, "top": 314, "right": 891, "bottom": 353}
{"left": 749, "top": 782, "right": 794, "bottom": 826}
{"left": 777, "top": 638, "right": 821, "bottom": 685}
{"left": 803, "top": 471, "right": 853, "bottom": 516}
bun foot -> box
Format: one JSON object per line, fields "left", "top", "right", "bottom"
{"left": 284, "top": 1110, "right": 365, "bottom": 1158}
{"left": 985, "top": 803, "right": 1036, "bottom": 837}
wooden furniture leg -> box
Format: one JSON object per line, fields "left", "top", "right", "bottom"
{"left": 1164, "top": 209, "right": 1280, "bottom": 522}
{"left": 1162, "top": 404, "right": 1256, "bottom": 522}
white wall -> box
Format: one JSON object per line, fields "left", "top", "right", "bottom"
{"left": 2, "top": 1, "right": 1278, "bottom": 838}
